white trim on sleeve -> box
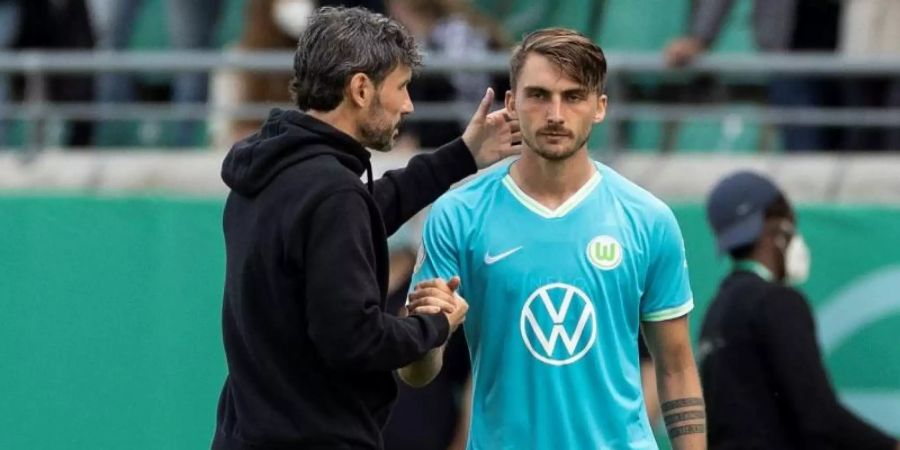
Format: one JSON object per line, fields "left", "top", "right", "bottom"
{"left": 642, "top": 298, "right": 694, "bottom": 322}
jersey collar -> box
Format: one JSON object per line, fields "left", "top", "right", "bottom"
{"left": 502, "top": 164, "right": 602, "bottom": 219}
{"left": 734, "top": 259, "right": 775, "bottom": 282}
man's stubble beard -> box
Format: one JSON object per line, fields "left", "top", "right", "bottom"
{"left": 359, "top": 96, "right": 398, "bottom": 152}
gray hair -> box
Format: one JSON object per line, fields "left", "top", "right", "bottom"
{"left": 290, "top": 7, "right": 422, "bottom": 112}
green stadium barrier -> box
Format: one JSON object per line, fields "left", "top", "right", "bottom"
{"left": 1, "top": 195, "right": 898, "bottom": 449}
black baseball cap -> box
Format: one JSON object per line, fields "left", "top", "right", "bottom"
{"left": 706, "top": 171, "right": 784, "bottom": 253}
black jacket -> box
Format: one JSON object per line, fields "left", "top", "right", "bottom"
{"left": 213, "top": 109, "right": 477, "bottom": 449}
{"left": 699, "top": 269, "right": 895, "bottom": 450}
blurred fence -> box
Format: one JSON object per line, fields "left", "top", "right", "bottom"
{"left": 2, "top": 51, "right": 900, "bottom": 152}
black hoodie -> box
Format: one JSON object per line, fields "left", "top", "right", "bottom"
{"left": 213, "top": 109, "right": 477, "bottom": 449}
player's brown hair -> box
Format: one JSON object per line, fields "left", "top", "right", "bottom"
{"left": 509, "top": 28, "right": 607, "bottom": 94}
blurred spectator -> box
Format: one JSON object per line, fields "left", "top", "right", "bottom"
{"left": 211, "top": 0, "right": 385, "bottom": 149}
{"left": 16, "top": 0, "right": 95, "bottom": 147}
{"left": 665, "top": 0, "right": 844, "bottom": 152}
{"left": 382, "top": 216, "right": 472, "bottom": 450}
{"left": 387, "top": 0, "right": 509, "bottom": 149}
{"left": 839, "top": 0, "right": 900, "bottom": 151}
{"left": 0, "top": 0, "right": 19, "bottom": 146}
{"left": 90, "top": 0, "right": 223, "bottom": 147}
{"left": 319, "top": 0, "right": 385, "bottom": 14}
{"left": 700, "top": 171, "right": 900, "bottom": 449}
{"left": 211, "top": 0, "right": 307, "bottom": 148}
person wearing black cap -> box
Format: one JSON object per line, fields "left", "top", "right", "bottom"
{"left": 699, "top": 171, "right": 899, "bottom": 450}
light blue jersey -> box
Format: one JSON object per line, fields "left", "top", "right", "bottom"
{"left": 410, "top": 160, "right": 694, "bottom": 450}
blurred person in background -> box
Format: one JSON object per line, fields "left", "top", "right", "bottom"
{"left": 382, "top": 218, "right": 473, "bottom": 450}
{"left": 212, "top": 0, "right": 386, "bottom": 149}
{"left": 839, "top": 0, "right": 900, "bottom": 151}
{"left": 387, "top": 0, "right": 509, "bottom": 150}
{"left": 212, "top": 6, "right": 520, "bottom": 449}
{"left": 320, "top": 0, "right": 385, "bottom": 14}
{"left": 665, "top": 0, "right": 844, "bottom": 152}
{"left": 700, "top": 171, "right": 900, "bottom": 450}
{"left": 0, "top": 0, "right": 20, "bottom": 147}
{"left": 211, "top": 0, "right": 310, "bottom": 148}
{"left": 89, "top": 0, "right": 223, "bottom": 147}
{"left": 13, "top": 0, "right": 95, "bottom": 147}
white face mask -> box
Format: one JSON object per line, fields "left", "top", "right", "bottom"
{"left": 777, "top": 223, "right": 811, "bottom": 286}
{"left": 273, "top": 0, "right": 314, "bottom": 39}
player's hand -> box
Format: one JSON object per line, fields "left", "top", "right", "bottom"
{"left": 462, "top": 88, "right": 523, "bottom": 169}
{"left": 664, "top": 37, "right": 705, "bottom": 67}
{"left": 408, "top": 277, "right": 468, "bottom": 333}
{"left": 408, "top": 277, "right": 461, "bottom": 315}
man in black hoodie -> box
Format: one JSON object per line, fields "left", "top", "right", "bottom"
{"left": 212, "top": 6, "right": 522, "bottom": 450}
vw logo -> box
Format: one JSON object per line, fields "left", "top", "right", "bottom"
{"left": 520, "top": 282, "right": 597, "bottom": 366}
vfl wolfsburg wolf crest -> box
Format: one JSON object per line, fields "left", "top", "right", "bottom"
{"left": 587, "top": 235, "right": 622, "bottom": 270}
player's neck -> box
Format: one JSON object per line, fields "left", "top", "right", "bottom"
{"left": 510, "top": 148, "right": 595, "bottom": 210}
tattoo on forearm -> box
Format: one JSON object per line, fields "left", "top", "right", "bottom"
{"left": 661, "top": 397, "right": 706, "bottom": 440}
{"left": 661, "top": 397, "right": 704, "bottom": 412}
{"left": 668, "top": 424, "right": 706, "bottom": 438}
{"left": 664, "top": 410, "right": 706, "bottom": 426}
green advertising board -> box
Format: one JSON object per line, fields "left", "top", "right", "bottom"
{"left": 1, "top": 196, "right": 898, "bottom": 449}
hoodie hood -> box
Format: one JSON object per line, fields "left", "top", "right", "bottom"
{"left": 222, "top": 109, "right": 373, "bottom": 196}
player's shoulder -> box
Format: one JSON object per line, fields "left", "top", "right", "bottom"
{"left": 596, "top": 161, "right": 675, "bottom": 222}
{"left": 431, "top": 160, "right": 510, "bottom": 215}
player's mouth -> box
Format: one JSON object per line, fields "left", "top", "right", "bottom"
{"left": 539, "top": 132, "right": 572, "bottom": 139}
{"left": 538, "top": 128, "right": 572, "bottom": 138}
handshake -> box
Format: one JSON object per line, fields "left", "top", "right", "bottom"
{"left": 405, "top": 276, "right": 469, "bottom": 333}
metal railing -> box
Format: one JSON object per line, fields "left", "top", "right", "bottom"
{"left": 2, "top": 50, "right": 900, "bottom": 153}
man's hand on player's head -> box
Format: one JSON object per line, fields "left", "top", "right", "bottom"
{"left": 462, "top": 88, "right": 524, "bottom": 169}
{"left": 408, "top": 277, "right": 468, "bottom": 333}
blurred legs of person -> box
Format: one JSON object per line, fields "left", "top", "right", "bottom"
{"left": 769, "top": 77, "right": 840, "bottom": 152}
{"left": 164, "top": 0, "right": 224, "bottom": 147}
{"left": 841, "top": 78, "right": 892, "bottom": 151}
{"left": 93, "top": 0, "right": 223, "bottom": 147}
{"left": 887, "top": 80, "right": 900, "bottom": 150}
{"left": 92, "top": 0, "right": 142, "bottom": 147}
{"left": 0, "top": 0, "right": 21, "bottom": 146}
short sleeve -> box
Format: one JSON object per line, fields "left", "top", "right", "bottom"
{"left": 641, "top": 206, "right": 694, "bottom": 321}
{"left": 409, "top": 198, "right": 464, "bottom": 298}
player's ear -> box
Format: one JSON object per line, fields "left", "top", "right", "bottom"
{"left": 593, "top": 94, "right": 607, "bottom": 124}
{"left": 505, "top": 89, "right": 517, "bottom": 119}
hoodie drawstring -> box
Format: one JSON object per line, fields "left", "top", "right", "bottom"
{"left": 365, "top": 160, "right": 374, "bottom": 195}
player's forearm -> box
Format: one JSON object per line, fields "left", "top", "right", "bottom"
{"left": 657, "top": 364, "right": 707, "bottom": 450}
{"left": 397, "top": 345, "right": 445, "bottom": 388}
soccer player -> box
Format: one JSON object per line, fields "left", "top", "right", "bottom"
{"left": 401, "top": 28, "right": 707, "bottom": 449}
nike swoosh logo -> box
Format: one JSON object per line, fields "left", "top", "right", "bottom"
{"left": 484, "top": 246, "right": 523, "bottom": 265}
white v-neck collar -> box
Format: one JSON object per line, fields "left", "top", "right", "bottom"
{"left": 502, "top": 163, "right": 602, "bottom": 219}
